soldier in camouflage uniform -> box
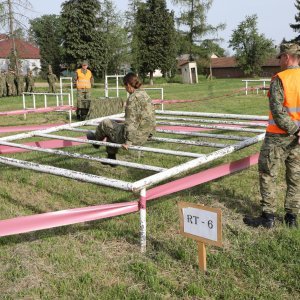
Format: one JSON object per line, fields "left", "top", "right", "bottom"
{"left": 2, "top": 70, "right": 7, "bottom": 97}
{"left": 15, "top": 73, "right": 24, "bottom": 96}
{"left": 0, "top": 71, "right": 4, "bottom": 97}
{"left": 244, "top": 43, "right": 300, "bottom": 228}
{"left": 86, "top": 72, "right": 156, "bottom": 166}
{"left": 47, "top": 65, "right": 58, "bottom": 93}
{"left": 6, "top": 69, "right": 16, "bottom": 96}
{"left": 25, "top": 70, "right": 35, "bottom": 93}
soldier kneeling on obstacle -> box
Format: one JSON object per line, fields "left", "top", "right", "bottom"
{"left": 86, "top": 72, "right": 156, "bottom": 166}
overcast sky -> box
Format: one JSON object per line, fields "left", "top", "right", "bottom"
{"left": 25, "top": 0, "right": 296, "bottom": 50}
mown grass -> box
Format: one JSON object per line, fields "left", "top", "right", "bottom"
{"left": 0, "top": 79, "right": 299, "bottom": 299}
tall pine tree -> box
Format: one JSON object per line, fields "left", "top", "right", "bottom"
{"left": 60, "top": 0, "right": 106, "bottom": 75}
{"left": 133, "top": 0, "right": 177, "bottom": 84}
{"left": 290, "top": 0, "right": 300, "bottom": 33}
{"left": 172, "top": 0, "right": 225, "bottom": 60}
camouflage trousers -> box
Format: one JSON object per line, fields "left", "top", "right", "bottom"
{"left": 76, "top": 89, "right": 91, "bottom": 120}
{"left": 95, "top": 119, "right": 125, "bottom": 155}
{"left": 258, "top": 133, "right": 300, "bottom": 215}
{"left": 48, "top": 84, "right": 56, "bottom": 93}
{"left": 77, "top": 89, "right": 91, "bottom": 109}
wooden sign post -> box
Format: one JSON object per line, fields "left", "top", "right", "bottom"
{"left": 178, "top": 202, "right": 222, "bottom": 272}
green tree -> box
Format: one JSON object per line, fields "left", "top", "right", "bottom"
{"left": 101, "top": 0, "right": 129, "bottom": 75}
{"left": 229, "top": 15, "right": 275, "bottom": 77}
{"left": 29, "top": 15, "right": 63, "bottom": 76}
{"left": 290, "top": 0, "right": 300, "bottom": 33}
{"left": 60, "top": 0, "right": 106, "bottom": 76}
{"left": 134, "top": 0, "right": 177, "bottom": 84}
{"left": 172, "top": 0, "right": 225, "bottom": 60}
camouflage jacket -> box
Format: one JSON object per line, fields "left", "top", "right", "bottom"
{"left": 268, "top": 66, "right": 300, "bottom": 136}
{"left": 47, "top": 74, "right": 57, "bottom": 83}
{"left": 124, "top": 89, "right": 156, "bottom": 146}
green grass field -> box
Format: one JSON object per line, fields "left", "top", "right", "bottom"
{"left": 0, "top": 79, "right": 299, "bottom": 299}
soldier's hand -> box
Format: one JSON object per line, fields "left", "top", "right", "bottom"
{"left": 122, "top": 144, "right": 129, "bottom": 150}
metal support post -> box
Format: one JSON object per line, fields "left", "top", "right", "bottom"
{"left": 139, "top": 188, "right": 147, "bottom": 253}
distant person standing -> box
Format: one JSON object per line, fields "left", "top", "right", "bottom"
{"left": 74, "top": 60, "right": 93, "bottom": 120}
{"left": 15, "top": 71, "right": 24, "bottom": 96}
{"left": 47, "top": 65, "right": 58, "bottom": 93}
{"left": 0, "top": 70, "right": 4, "bottom": 97}
{"left": 25, "top": 70, "right": 35, "bottom": 93}
{"left": 6, "top": 69, "right": 16, "bottom": 96}
{"left": 244, "top": 43, "right": 300, "bottom": 229}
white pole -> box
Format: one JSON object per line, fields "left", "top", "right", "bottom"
{"left": 60, "top": 77, "right": 63, "bottom": 104}
{"left": 33, "top": 94, "right": 36, "bottom": 109}
{"left": 161, "top": 88, "right": 164, "bottom": 111}
{"left": 68, "top": 94, "right": 72, "bottom": 124}
{"left": 263, "top": 80, "right": 266, "bottom": 95}
{"left": 105, "top": 74, "right": 108, "bottom": 98}
{"left": 22, "top": 93, "right": 26, "bottom": 120}
{"left": 71, "top": 78, "right": 74, "bottom": 106}
{"left": 56, "top": 95, "right": 59, "bottom": 106}
{"left": 44, "top": 94, "right": 47, "bottom": 108}
{"left": 140, "top": 188, "right": 147, "bottom": 253}
{"left": 116, "top": 75, "right": 119, "bottom": 98}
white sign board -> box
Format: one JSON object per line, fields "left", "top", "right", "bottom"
{"left": 178, "top": 202, "right": 222, "bottom": 247}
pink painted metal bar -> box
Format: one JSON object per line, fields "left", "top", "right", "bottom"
{"left": 0, "top": 106, "right": 75, "bottom": 116}
{"left": 0, "top": 201, "right": 138, "bottom": 237}
{"left": 0, "top": 124, "right": 64, "bottom": 133}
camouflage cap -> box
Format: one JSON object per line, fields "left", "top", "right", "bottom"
{"left": 277, "top": 43, "right": 300, "bottom": 58}
{"left": 82, "top": 60, "right": 89, "bottom": 66}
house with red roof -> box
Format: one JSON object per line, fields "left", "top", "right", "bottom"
{"left": 207, "top": 56, "right": 280, "bottom": 78}
{"left": 0, "top": 34, "right": 41, "bottom": 75}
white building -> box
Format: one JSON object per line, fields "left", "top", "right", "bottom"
{"left": 179, "top": 61, "right": 198, "bottom": 84}
{"left": 0, "top": 34, "right": 41, "bottom": 75}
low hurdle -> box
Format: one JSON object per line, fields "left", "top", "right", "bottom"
{"left": 0, "top": 110, "right": 268, "bottom": 252}
{"left": 242, "top": 79, "right": 271, "bottom": 95}
{"left": 22, "top": 92, "right": 73, "bottom": 123}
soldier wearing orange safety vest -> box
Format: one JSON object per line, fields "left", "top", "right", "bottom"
{"left": 74, "top": 60, "right": 94, "bottom": 120}
{"left": 244, "top": 43, "right": 300, "bottom": 229}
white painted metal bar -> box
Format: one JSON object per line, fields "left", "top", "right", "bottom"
{"left": 0, "top": 140, "right": 166, "bottom": 172}
{"left": 156, "top": 121, "right": 265, "bottom": 133}
{"left": 156, "top": 129, "right": 249, "bottom": 141}
{"left": 33, "top": 94, "right": 36, "bottom": 109}
{"left": 139, "top": 188, "right": 147, "bottom": 253}
{"left": 33, "top": 133, "right": 205, "bottom": 158}
{"left": 242, "top": 79, "right": 271, "bottom": 95}
{"left": 22, "top": 93, "right": 27, "bottom": 120}
{"left": 44, "top": 94, "right": 47, "bottom": 108}
{"left": 156, "top": 116, "right": 267, "bottom": 127}
{"left": 0, "top": 113, "right": 125, "bottom": 142}
{"left": 131, "top": 133, "right": 266, "bottom": 191}
{"left": 0, "top": 155, "right": 133, "bottom": 191}
{"left": 150, "top": 137, "right": 229, "bottom": 148}
{"left": 155, "top": 110, "right": 268, "bottom": 121}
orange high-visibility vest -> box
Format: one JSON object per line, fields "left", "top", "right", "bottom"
{"left": 266, "top": 68, "right": 300, "bottom": 134}
{"left": 76, "top": 69, "right": 92, "bottom": 89}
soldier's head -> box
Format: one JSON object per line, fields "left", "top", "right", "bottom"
{"left": 123, "top": 72, "right": 142, "bottom": 94}
{"left": 277, "top": 43, "right": 300, "bottom": 69}
{"left": 81, "top": 60, "right": 89, "bottom": 70}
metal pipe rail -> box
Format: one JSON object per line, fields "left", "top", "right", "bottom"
{"left": 156, "top": 116, "right": 267, "bottom": 127}
{"left": 156, "top": 129, "right": 249, "bottom": 141}
{"left": 131, "top": 133, "right": 266, "bottom": 191}
{"left": 0, "top": 141, "right": 166, "bottom": 172}
{"left": 34, "top": 133, "right": 206, "bottom": 158}
{"left": 155, "top": 110, "right": 269, "bottom": 121}
{"left": 0, "top": 155, "right": 133, "bottom": 191}
{"left": 156, "top": 121, "right": 266, "bottom": 133}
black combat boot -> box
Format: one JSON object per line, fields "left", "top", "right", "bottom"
{"left": 86, "top": 131, "right": 100, "bottom": 149}
{"left": 243, "top": 212, "right": 275, "bottom": 229}
{"left": 284, "top": 213, "right": 298, "bottom": 228}
{"left": 101, "top": 153, "right": 117, "bottom": 167}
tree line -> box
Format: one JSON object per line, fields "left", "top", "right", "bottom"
{"left": 1, "top": 0, "right": 300, "bottom": 80}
